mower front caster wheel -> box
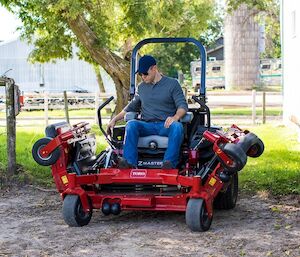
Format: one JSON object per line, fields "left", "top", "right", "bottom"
{"left": 32, "top": 137, "right": 60, "bottom": 166}
{"left": 62, "top": 195, "right": 92, "bottom": 227}
{"left": 220, "top": 143, "right": 247, "bottom": 174}
{"left": 185, "top": 198, "right": 212, "bottom": 232}
{"left": 247, "top": 137, "right": 264, "bottom": 158}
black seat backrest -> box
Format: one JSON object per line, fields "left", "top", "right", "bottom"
{"left": 45, "top": 122, "right": 70, "bottom": 138}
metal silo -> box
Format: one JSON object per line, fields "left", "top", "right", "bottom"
{"left": 224, "top": 3, "right": 260, "bottom": 90}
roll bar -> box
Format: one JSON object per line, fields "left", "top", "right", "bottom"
{"left": 130, "top": 37, "right": 207, "bottom": 98}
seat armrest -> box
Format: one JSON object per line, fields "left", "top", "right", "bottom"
{"left": 124, "top": 112, "right": 138, "bottom": 122}
{"left": 180, "top": 112, "right": 194, "bottom": 123}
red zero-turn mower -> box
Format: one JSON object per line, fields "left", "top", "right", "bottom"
{"left": 32, "top": 38, "right": 264, "bottom": 231}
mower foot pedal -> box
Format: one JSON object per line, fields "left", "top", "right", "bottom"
{"left": 122, "top": 196, "right": 154, "bottom": 207}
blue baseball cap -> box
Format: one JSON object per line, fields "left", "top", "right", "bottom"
{"left": 136, "top": 55, "right": 157, "bottom": 74}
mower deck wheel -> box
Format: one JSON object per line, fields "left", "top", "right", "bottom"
{"left": 62, "top": 195, "right": 92, "bottom": 227}
{"left": 32, "top": 137, "right": 60, "bottom": 166}
{"left": 185, "top": 198, "right": 212, "bottom": 232}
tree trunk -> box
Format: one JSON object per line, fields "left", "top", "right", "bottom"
{"left": 67, "top": 14, "right": 130, "bottom": 114}
{"left": 93, "top": 65, "right": 106, "bottom": 93}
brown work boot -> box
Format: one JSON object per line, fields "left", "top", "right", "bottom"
{"left": 118, "top": 157, "right": 135, "bottom": 169}
{"left": 161, "top": 161, "right": 173, "bottom": 170}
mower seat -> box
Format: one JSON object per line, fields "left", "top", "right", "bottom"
{"left": 124, "top": 112, "right": 193, "bottom": 151}
{"left": 138, "top": 135, "right": 169, "bottom": 149}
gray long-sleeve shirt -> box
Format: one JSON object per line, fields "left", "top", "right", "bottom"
{"left": 124, "top": 76, "right": 188, "bottom": 121}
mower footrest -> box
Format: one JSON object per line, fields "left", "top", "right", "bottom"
{"left": 122, "top": 196, "right": 154, "bottom": 207}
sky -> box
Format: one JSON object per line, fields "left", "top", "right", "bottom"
{"left": 0, "top": 5, "right": 22, "bottom": 42}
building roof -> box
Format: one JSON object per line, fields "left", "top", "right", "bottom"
{"left": 207, "top": 36, "right": 224, "bottom": 54}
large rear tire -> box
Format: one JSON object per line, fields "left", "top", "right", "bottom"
{"left": 186, "top": 198, "right": 212, "bottom": 232}
{"left": 214, "top": 173, "right": 238, "bottom": 210}
{"left": 62, "top": 195, "right": 92, "bottom": 227}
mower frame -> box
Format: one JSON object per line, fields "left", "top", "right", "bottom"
{"left": 32, "top": 38, "right": 264, "bottom": 232}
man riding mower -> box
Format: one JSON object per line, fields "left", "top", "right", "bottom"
{"left": 32, "top": 38, "right": 264, "bottom": 232}
{"left": 107, "top": 54, "right": 188, "bottom": 170}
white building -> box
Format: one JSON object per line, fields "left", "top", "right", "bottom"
{"left": 281, "top": 0, "right": 300, "bottom": 140}
{"left": 0, "top": 38, "right": 115, "bottom": 93}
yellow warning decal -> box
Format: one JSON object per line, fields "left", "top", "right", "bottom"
{"left": 61, "top": 175, "right": 68, "bottom": 184}
{"left": 209, "top": 177, "right": 217, "bottom": 186}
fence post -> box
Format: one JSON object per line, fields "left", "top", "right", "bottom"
{"left": 63, "top": 91, "right": 70, "bottom": 123}
{"left": 44, "top": 91, "right": 49, "bottom": 126}
{"left": 252, "top": 89, "right": 256, "bottom": 125}
{"left": 6, "top": 79, "right": 17, "bottom": 176}
{"left": 262, "top": 91, "right": 266, "bottom": 124}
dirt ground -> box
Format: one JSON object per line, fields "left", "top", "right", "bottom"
{"left": 0, "top": 187, "right": 299, "bottom": 257}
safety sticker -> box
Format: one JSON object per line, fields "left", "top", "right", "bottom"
{"left": 209, "top": 177, "right": 217, "bottom": 186}
{"left": 61, "top": 175, "right": 68, "bottom": 184}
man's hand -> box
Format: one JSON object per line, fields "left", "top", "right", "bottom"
{"left": 164, "top": 115, "right": 179, "bottom": 128}
{"left": 107, "top": 119, "right": 116, "bottom": 135}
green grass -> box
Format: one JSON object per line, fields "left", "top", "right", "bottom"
{"left": 0, "top": 124, "right": 299, "bottom": 195}
{"left": 239, "top": 125, "right": 300, "bottom": 195}
{"left": 253, "top": 85, "right": 282, "bottom": 92}
{"left": 211, "top": 107, "right": 282, "bottom": 116}
{"left": 0, "top": 126, "right": 108, "bottom": 186}
{"left": 0, "top": 127, "right": 49, "bottom": 185}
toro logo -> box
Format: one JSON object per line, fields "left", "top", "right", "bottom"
{"left": 130, "top": 169, "right": 147, "bottom": 178}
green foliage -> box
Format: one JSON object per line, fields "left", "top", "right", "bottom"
{"left": 227, "top": 0, "right": 273, "bottom": 12}
{"left": 0, "top": 0, "right": 215, "bottom": 65}
{"left": 143, "top": 1, "right": 222, "bottom": 75}
{"left": 262, "top": 11, "right": 281, "bottom": 58}
{"left": 145, "top": 43, "right": 199, "bottom": 76}
{"left": 199, "top": 1, "right": 224, "bottom": 48}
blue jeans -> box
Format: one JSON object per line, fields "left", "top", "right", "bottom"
{"left": 123, "top": 120, "right": 184, "bottom": 168}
